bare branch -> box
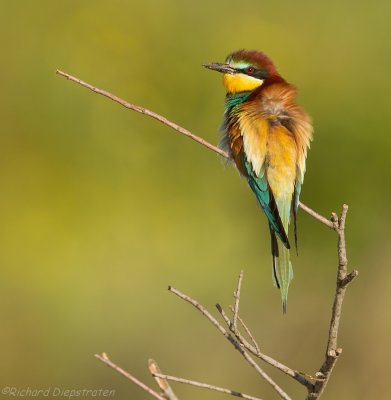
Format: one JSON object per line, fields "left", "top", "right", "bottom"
{"left": 229, "top": 305, "right": 260, "bottom": 353}
{"left": 56, "top": 69, "right": 227, "bottom": 158}
{"left": 306, "top": 204, "right": 358, "bottom": 399}
{"left": 153, "top": 372, "right": 264, "bottom": 400}
{"left": 298, "top": 202, "right": 334, "bottom": 229}
{"left": 95, "top": 353, "right": 166, "bottom": 400}
{"left": 232, "top": 270, "right": 244, "bottom": 332}
{"left": 168, "top": 286, "right": 292, "bottom": 400}
{"left": 168, "top": 286, "right": 228, "bottom": 338}
{"left": 218, "top": 304, "right": 314, "bottom": 391}
{"left": 56, "top": 69, "right": 334, "bottom": 229}
{"left": 148, "top": 359, "right": 178, "bottom": 400}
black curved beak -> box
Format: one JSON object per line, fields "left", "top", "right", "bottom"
{"left": 203, "top": 63, "right": 236, "bottom": 75}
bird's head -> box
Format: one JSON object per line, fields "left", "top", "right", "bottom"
{"left": 203, "top": 49, "right": 283, "bottom": 94}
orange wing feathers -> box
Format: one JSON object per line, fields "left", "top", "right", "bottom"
{"left": 225, "top": 82, "right": 312, "bottom": 199}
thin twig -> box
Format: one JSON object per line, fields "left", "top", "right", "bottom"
{"left": 306, "top": 205, "right": 358, "bottom": 399}
{"left": 56, "top": 69, "right": 227, "bottom": 158}
{"left": 298, "top": 202, "right": 334, "bottom": 229}
{"left": 229, "top": 305, "right": 260, "bottom": 353}
{"left": 148, "top": 359, "right": 178, "bottom": 400}
{"left": 168, "top": 286, "right": 292, "bottom": 400}
{"left": 217, "top": 304, "right": 235, "bottom": 330}
{"left": 56, "top": 69, "right": 333, "bottom": 229}
{"left": 225, "top": 280, "right": 313, "bottom": 390}
{"left": 153, "top": 373, "right": 264, "bottom": 400}
{"left": 95, "top": 353, "right": 166, "bottom": 400}
{"left": 232, "top": 270, "right": 243, "bottom": 332}
{"left": 218, "top": 304, "right": 314, "bottom": 391}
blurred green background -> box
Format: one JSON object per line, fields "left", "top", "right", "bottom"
{"left": 1, "top": 1, "right": 390, "bottom": 399}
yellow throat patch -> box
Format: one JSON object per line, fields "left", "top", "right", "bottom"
{"left": 223, "top": 73, "right": 263, "bottom": 93}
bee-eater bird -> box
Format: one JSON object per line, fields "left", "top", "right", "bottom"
{"left": 204, "top": 49, "right": 312, "bottom": 312}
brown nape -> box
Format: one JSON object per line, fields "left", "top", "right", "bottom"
{"left": 228, "top": 49, "right": 281, "bottom": 78}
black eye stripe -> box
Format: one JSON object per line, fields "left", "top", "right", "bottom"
{"left": 241, "top": 67, "right": 269, "bottom": 80}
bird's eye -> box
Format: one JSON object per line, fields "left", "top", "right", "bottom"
{"left": 245, "top": 67, "right": 255, "bottom": 74}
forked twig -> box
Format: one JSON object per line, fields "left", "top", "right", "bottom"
{"left": 148, "top": 359, "right": 178, "bottom": 400}
{"left": 168, "top": 286, "right": 292, "bottom": 400}
{"left": 95, "top": 353, "right": 166, "bottom": 400}
{"left": 229, "top": 305, "right": 260, "bottom": 353}
{"left": 307, "top": 205, "right": 358, "bottom": 399}
{"left": 223, "top": 272, "right": 315, "bottom": 391}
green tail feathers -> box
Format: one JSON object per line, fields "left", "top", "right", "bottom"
{"left": 270, "top": 198, "right": 294, "bottom": 313}
{"left": 272, "top": 241, "right": 293, "bottom": 314}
